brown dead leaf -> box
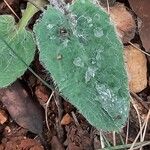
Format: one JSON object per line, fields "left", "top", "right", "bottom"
{"left": 61, "top": 113, "right": 73, "bottom": 125}
{"left": 20, "top": 138, "right": 44, "bottom": 150}
{"left": 0, "top": 136, "right": 44, "bottom": 150}
{"left": 35, "top": 85, "right": 49, "bottom": 104}
{"left": 110, "top": 2, "right": 136, "bottom": 43}
{"left": 51, "top": 136, "right": 65, "bottom": 150}
{"left": 0, "top": 109, "right": 7, "bottom": 124}
{"left": 0, "top": 144, "right": 4, "bottom": 150}
{"left": 0, "top": 81, "right": 44, "bottom": 135}
{"left": 65, "top": 125, "right": 93, "bottom": 150}
{"left": 128, "top": 0, "right": 150, "bottom": 52}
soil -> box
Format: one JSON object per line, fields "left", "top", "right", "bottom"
{"left": 0, "top": 0, "right": 150, "bottom": 150}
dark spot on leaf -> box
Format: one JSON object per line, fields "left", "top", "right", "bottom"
{"left": 60, "top": 27, "right": 67, "bottom": 35}
{"left": 57, "top": 54, "right": 63, "bottom": 60}
{"left": 58, "top": 27, "right": 70, "bottom": 39}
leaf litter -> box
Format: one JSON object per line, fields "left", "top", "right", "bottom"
{"left": 0, "top": 81, "right": 44, "bottom": 135}
{"left": 128, "top": 0, "right": 150, "bottom": 52}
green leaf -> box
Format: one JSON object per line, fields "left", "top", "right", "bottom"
{"left": 34, "top": 0, "right": 130, "bottom": 131}
{"left": 0, "top": 15, "right": 36, "bottom": 87}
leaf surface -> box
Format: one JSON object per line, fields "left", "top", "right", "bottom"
{"left": 34, "top": 0, "right": 130, "bottom": 131}
{"left": 0, "top": 15, "right": 35, "bottom": 87}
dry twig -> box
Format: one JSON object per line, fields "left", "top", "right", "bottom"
{"left": 3, "top": 0, "right": 20, "bottom": 19}
{"left": 45, "top": 91, "right": 54, "bottom": 131}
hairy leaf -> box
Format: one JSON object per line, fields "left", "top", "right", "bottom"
{"left": 34, "top": 0, "right": 130, "bottom": 131}
{"left": 0, "top": 15, "right": 35, "bottom": 87}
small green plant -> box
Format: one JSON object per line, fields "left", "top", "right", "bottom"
{"left": 0, "top": 0, "right": 130, "bottom": 131}
{"left": 0, "top": 2, "right": 42, "bottom": 87}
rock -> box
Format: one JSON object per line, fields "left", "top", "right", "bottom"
{"left": 110, "top": 3, "right": 136, "bottom": 43}
{"left": 0, "top": 110, "right": 8, "bottom": 124}
{"left": 124, "top": 45, "right": 147, "bottom": 93}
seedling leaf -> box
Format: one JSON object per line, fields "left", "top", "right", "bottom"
{"left": 34, "top": 0, "right": 130, "bottom": 131}
{"left": 0, "top": 15, "right": 36, "bottom": 87}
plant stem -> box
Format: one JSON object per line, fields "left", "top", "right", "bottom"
{"left": 0, "top": 37, "right": 56, "bottom": 92}
{"left": 18, "top": 0, "right": 46, "bottom": 31}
